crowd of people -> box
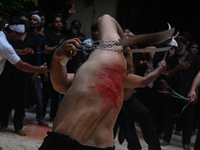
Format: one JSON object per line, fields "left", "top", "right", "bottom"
{"left": 0, "top": 2, "right": 200, "bottom": 150}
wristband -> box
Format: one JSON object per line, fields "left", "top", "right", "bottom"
{"left": 60, "top": 57, "right": 69, "bottom": 66}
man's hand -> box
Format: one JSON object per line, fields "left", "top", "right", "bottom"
{"left": 188, "top": 90, "right": 196, "bottom": 102}
{"left": 54, "top": 38, "right": 82, "bottom": 60}
{"left": 39, "top": 63, "right": 47, "bottom": 74}
{"left": 68, "top": 4, "right": 76, "bottom": 15}
{"left": 178, "top": 62, "right": 190, "bottom": 70}
{"left": 15, "top": 48, "right": 34, "bottom": 55}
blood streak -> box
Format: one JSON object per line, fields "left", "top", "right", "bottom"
{"left": 89, "top": 63, "right": 126, "bottom": 109}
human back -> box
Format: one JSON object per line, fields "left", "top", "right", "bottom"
{"left": 53, "top": 42, "right": 127, "bottom": 147}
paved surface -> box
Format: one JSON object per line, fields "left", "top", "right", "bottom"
{"left": 0, "top": 109, "right": 197, "bottom": 150}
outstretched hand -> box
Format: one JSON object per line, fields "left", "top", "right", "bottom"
{"left": 16, "top": 47, "right": 34, "bottom": 55}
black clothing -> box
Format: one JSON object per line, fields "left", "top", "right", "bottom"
{"left": 39, "top": 132, "right": 115, "bottom": 150}
{"left": 45, "top": 31, "right": 68, "bottom": 68}
{"left": 43, "top": 31, "right": 67, "bottom": 118}
{"left": 33, "top": 34, "right": 46, "bottom": 66}
{"left": 163, "top": 52, "right": 200, "bottom": 145}
{"left": 114, "top": 95, "right": 161, "bottom": 150}
{"left": 167, "top": 52, "right": 200, "bottom": 97}
{"left": 0, "top": 32, "right": 37, "bottom": 130}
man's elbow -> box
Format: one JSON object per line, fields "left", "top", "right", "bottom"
{"left": 140, "top": 79, "right": 150, "bottom": 88}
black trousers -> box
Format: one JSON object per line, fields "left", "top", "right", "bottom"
{"left": 130, "top": 95, "right": 161, "bottom": 150}
{"left": 163, "top": 97, "right": 195, "bottom": 145}
{"left": 114, "top": 95, "right": 161, "bottom": 150}
{"left": 42, "top": 77, "right": 60, "bottom": 118}
{"left": 39, "top": 132, "right": 115, "bottom": 150}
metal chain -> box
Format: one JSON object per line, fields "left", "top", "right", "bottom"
{"left": 83, "top": 40, "right": 122, "bottom": 53}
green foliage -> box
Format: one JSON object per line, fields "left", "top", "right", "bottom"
{"left": 0, "top": 0, "right": 38, "bottom": 12}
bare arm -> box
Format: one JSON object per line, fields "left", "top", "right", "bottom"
{"left": 15, "top": 47, "right": 34, "bottom": 55}
{"left": 50, "top": 38, "right": 81, "bottom": 94}
{"left": 188, "top": 71, "right": 200, "bottom": 101}
{"left": 124, "top": 61, "right": 166, "bottom": 89}
{"left": 14, "top": 60, "right": 47, "bottom": 74}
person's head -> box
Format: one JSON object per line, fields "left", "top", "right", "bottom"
{"left": 50, "top": 13, "right": 62, "bottom": 31}
{"left": 175, "top": 36, "right": 188, "bottom": 56}
{"left": 78, "top": 33, "right": 86, "bottom": 42}
{"left": 0, "top": 10, "right": 9, "bottom": 30}
{"left": 3, "top": 17, "right": 25, "bottom": 42}
{"left": 188, "top": 41, "right": 199, "bottom": 55}
{"left": 71, "top": 20, "right": 81, "bottom": 29}
{"left": 67, "top": 27, "right": 79, "bottom": 39}
{"left": 91, "top": 23, "right": 99, "bottom": 41}
{"left": 18, "top": 11, "right": 30, "bottom": 31}
{"left": 39, "top": 12, "right": 46, "bottom": 27}
{"left": 30, "top": 14, "right": 41, "bottom": 29}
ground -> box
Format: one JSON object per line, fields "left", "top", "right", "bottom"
{"left": 0, "top": 108, "right": 197, "bottom": 150}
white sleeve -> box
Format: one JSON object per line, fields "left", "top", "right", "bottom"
{"left": 3, "top": 44, "right": 20, "bottom": 64}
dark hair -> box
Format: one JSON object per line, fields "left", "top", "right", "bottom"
{"left": 188, "top": 41, "right": 199, "bottom": 49}
{"left": 67, "top": 26, "right": 80, "bottom": 38}
{"left": 4, "top": 17, "right": 25, "bottom": 33}
{"left": 0, "top": 10, "right": 3, "bottom": 17}
{"left": 18, "top": 10, "right": 30, "bottom": 21}
{"left": 38, "top": 11, "right": 46, "bottom": 17}
{"left": 71, "top": 20, "right": 81, "bottom": 28}
{"left": 50, "top": 13, "right": 62, "bottom": 23}
{"left": 175, "top": 36, "right": 188, "bottom": 45}
{"left": 91, "top": 23, "right": 98, "bottom": 31}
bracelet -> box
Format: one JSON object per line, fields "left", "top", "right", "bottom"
{"left": 60, "top": 57, "right": 69, "bottom": 66}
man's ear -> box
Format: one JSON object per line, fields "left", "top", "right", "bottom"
{"left": 12, "top": 30, "right": 17, "bottom": 36}
{"left": 0, "top": 16, "right": 2, "bottom": 22}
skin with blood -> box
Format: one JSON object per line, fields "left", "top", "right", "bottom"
{"left": 53, "top": 54, "right": 127, "bottom": 147}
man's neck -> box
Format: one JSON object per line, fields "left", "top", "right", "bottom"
{"left": 52, "top": 29, "right": 61, "bottom": 35}
{"left": 178, "top": 50, "right": 188, "bottom": 63}
{"left": 31, "top": 27, "right": 38, "bottom": 35}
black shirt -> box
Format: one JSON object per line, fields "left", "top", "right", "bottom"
{"left": 167, "top": 52, "right": 200, "bottom": 97}
{"left": 45, "top": 31, "right": 68, "bottom": 68}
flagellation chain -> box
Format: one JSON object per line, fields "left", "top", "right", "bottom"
{"left": 79, "top": 40, "right": 123, "bottom": 54}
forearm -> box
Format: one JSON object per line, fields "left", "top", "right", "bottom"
{"left": 142, "top": 65, "right": 165, "bottom": 86}
{"left": 167, "top": 65, "right": 180, "bottom": 78}
{"left": 190, "top": 71, "right": 200, "bottom": 92}
{"left": 14, "top": 60, "right": 43, "bottom": 73}
{"left": 50, "top": 56, "right": 69, "bottom": 94}
{"left": 15, "top": 49, "right": 22, "bottom": 55}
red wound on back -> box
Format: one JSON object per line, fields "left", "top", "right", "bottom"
{"left": 89, "top": 64, "right": 126, "bottom": 109}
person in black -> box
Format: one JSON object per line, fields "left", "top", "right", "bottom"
{"left": 28, "top": 14, "right": 49, "bottom": 127}
{"left": 0, "top": 16, "right": 38, "bottom": 136}
{"left": 43, "top": 13, "right": 68, "bottom": 121}
{"left": 161, "top": 36, "right": 200, "bottom": 150}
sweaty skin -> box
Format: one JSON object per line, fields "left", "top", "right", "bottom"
{"left": 52, "top": 47, "right": 127, "bottom": 148}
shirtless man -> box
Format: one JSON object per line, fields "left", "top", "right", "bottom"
{"left": 39, "top": 14, "right": 169, "bottom": 150}
{"left": 39, "top": 14, "right": 129, "bottom": 150}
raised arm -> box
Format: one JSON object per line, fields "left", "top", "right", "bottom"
{"left": 50, "top": 38, "right": 81, "bottom": 94}
{"left": 124, "top": 60, "right": 166, "bottom": 89}
{"left": 188, "top": 71, "right": 200, "bottom": 101}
